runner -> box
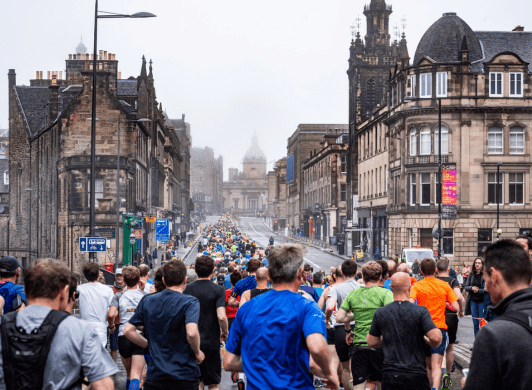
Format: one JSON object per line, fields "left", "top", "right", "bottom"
{"left": 367, "top": 273, "right": 441, "bottom": 390}
{"left": 108, "top": 266, "right": 148, "bottom": 390}
{"left": 336, "top": 261, "right": 393, "bottom": 390}
{"left": 228, "top": 258, "right": 260, "bottom": 307}
{"left": 0, "top": 259, "right": 117, "bottom": 389}
{"left": 184, "top": 255, "right": 228, "bottom": 390}
{"left": 139, "top": 264, "right": 156, "bottom": 293}
{"left": 409, "top": 258, "right": 459, "bottom": 390}
{"left": 77, "top": 262, "right": 114, "bottom": 349}
{"left": 223, "top": 244, "right": 339, "bottom": 390}
{"left": 239, "top": 267, "right": 270, "bottom": 306}
{"left": 0, "top": 256, "right": 26, "bottom": 313}
{"left": 109, "top": 267, "right": 125, "bottom": 362}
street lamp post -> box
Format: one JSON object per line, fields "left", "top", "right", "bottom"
{"left": 437, "top": 98, "right": 442, "bottom": 260}
{"left": 88, "top": 0, "right": 156, "bottom": 262}
{"left": 129, "top": 233, "right": 136, "bottom": 265}
{"left": 497, "top": 162, "right": 502, "bottom": 240}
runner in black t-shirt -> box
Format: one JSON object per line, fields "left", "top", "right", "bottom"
{"left": 367, "top": 273, "right": 442, "bottom": 390}
{"left": 436, "top": 259, "right": 465, "bottom": 389}
{"left": 184, "top": 255, "right": 228, "bottom": 390}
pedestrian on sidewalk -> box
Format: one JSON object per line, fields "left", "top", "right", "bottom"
{"left": 463, "top": 240, "right": 532, "bottom": 390}
{"left": 464, "top": 257, "right": 486, "bottom": 337}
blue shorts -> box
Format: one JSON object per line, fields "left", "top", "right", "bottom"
{"left": 425, "top": 329, "right": 449, "bottom": 356}
{"left": 110, "top": 329, "right": 119, "bottom": 351}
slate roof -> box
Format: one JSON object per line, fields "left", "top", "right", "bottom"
{"left": 119, "top": 100, "right": 133, "bottom": 115}
{"left": 14, "top": 86, "right": 50, "bottom": 136}
{"left": 472, "top": 31, "right": 532, "bottom": 72}
{"left": 60, "top": 85, "right": 82, "bottom": 113}
{"left": 414, "top": 13, "right": 483, "bottom": 65}
{"left": 117, "top": 80, "right": 137, "bottom": 96}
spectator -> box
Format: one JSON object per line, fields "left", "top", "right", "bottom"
{"left": 0, "top": 256, "right": 26, "bottom": 313}
{"left": 464, "top": 257, "right": 486, "bottom": 337}
{"left": 411, "top": 258, "right": 420, "bottom": 280}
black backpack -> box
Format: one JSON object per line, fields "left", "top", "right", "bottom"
{"left": 0, "top": 310, "right": 84, "bottom": 390}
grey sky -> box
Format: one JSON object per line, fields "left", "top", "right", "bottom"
{"left": 1, "top": 0, "right": 529, "bottom": 178}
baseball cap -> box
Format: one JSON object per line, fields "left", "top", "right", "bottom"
{"left": 115, "top": 268, "right": 123, "bottom": 275}
{"left": 0, "top": 256, "right": 22, "bottom": 273}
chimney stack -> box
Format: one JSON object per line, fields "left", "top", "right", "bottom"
{"left": 49, "top": 75, "right": 60, "bottom": 122}
{"left": 513, "top": 25, "right": 524, "bottom": 32}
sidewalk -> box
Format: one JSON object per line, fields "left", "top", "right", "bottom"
{"left": 454, "top": 342, "right": 473, "bottom": 369}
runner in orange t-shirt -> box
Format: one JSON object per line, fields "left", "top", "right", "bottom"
{"left": 409, "top": 258, "right": 458, "bottom": 390}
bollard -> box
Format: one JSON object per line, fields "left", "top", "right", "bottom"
{"left": 330, "top": 247, "right": 333, "bottom": 252}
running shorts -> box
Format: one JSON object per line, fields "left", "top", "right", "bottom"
{"left": 117, "top": 335, "right": 148, "bottom": 358}
{"left": 351, "top": 346, "right": 384, "bottom": 385}
{"left": 198, "top": 348, "right": 221, "bottom": 386}
{"left": 445, "top": 312, "right": 459, "bottom": 345}
{"left": 334, "top": 326, "right": 354, "bottom": 363}
{"left": 381, "top": 371, "right": 430, "bottom": 390}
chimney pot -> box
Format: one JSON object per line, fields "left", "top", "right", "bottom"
{"left": 69, "top": 54, "right": 72, "bottom": 60}
{"left": 47, "top": 71, "right": 50, "bottom": 79}
{"left": 59, "top": 71, "right": 62, "bottom": 80}
{"left": 91, "top": 53, "right": 94, "bottom": 60}
{"left": 40, "top": 71, "right": 43, "bottom": 79}
{"left": 118, "top": 71, "right": 121, "bottom": 79}
{"left": 35, "top": 71, "right": 39, "bottom": 79}
{"left": 104, "top": 51, "right": 107, "bottom": 59}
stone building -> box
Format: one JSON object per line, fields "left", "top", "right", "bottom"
{"left": 5, "top": 43, "right": 191, "bottom": 270}
{"left": 223, "top": 135, "right": 268, "bottom": 216}
{"left": 286, "top": 124, "right": 348, "bottom": 234}
{"left": 191, "top": 147, "right": 223, "bottom": 215}
{"left": 363, "top": 13, "right": 532, "bottom": 265}
{"left": 346, "top": 0, "right": 405, "bottom": 248}
{"left": 0, "top": 147, "right": 9, "bottom": 252}
{"left": 267, "top": 157, "right": 287, "bottom": 230}
{"left": 301, "top": 130, "right": 348, "bottom": 241}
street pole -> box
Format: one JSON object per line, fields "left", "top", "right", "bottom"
{"left": 438, "top": 98, "right": 442, "bottom": 260}
{"left": 89, "top": 0, "right": 99, "bottom": 262}
{"left": 115, "top": 113, "right": 121, "bottom": 271}
{"left": 497, "top": 162, "right": 502, "bottom": 239}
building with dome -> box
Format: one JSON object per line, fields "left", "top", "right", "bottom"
{"left": 354, "top": 10, "right": 532, "bottom": 265}
{"left": 222, "top": 135, "right": 269, "bottom": 215}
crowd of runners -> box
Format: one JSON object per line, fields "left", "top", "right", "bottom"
{"left": 0, "top": 213, "right": 532, "bottom": 390}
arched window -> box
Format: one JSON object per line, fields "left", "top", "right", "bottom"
{"left": 488, "top": 126, "right": 503, "bottom": 154}
{"left": 410, "top": 130, "right": 417, "bottom": 156}
{"left": 435, "top": 126, "right": 449, "bottom": 155}
{"left": 420, "top": 127, "right": 431, "bottom": 155}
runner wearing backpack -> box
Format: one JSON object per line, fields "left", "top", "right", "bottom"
{"left": 0, "top": 256, "right": 26, "bottom": 313}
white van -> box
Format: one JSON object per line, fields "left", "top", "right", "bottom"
{"left": 401, "top": 247, "right": 435, "bottom": 268}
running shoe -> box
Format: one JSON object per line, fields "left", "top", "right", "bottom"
{"left": 441, "top": 373, "right": 452, "bottom": 390}
{"left": 231, "top": 372, "right": 239, "bottom": 383}
{"left": 237, "top": 379, "right": 246, "bottom": 390}
{"left": 313, "top": 378, "right": 324, "bottom": 388}
{"left": 451, "top": 360, "right": 456, "bottom": 373}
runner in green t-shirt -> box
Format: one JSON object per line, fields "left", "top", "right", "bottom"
{"left": 336, "top": 261, "right": 393, "bottom": 389}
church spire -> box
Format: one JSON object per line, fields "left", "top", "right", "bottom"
{"left": 140, "top": 55, "right": 147, "bottom": 78}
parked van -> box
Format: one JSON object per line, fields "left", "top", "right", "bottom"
{"left": 401, "top": 247, "right": 435, "bottom": 268}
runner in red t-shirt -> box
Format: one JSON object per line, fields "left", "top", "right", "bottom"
{"left": 226, "top": 271, "right": 242, "bottom": 384}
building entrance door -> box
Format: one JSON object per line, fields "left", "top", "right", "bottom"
{"left": 419, "top": 228, "right": 433, "bottom": 249}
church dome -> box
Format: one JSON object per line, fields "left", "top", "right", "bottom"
{"left": 243, "top": 135, "right": 267, "bottom": 163}
{"left": 413, "top": 13, "right": 483, "bottom": 65}
{"left": 76, "top": 38, "right": 88, "bottom": 55}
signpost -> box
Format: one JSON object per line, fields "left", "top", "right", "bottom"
{"left": 156, "top": 218, "right": 170, "bottom": 244}
{"left": 79, "top": 237, "right": 107, "bottom": 252}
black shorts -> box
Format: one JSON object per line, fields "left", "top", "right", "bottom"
{"left": 228, "top": 317, "right": 235, "bottom": 331}
{"left": 351, "top": 346, "right": 384, "bottom": 385}
{"left": 334, "top": 326, "right": 354, "bottom": 363}
{"left": 117, "top": 335, "right": 148, "bottom": 358}
{"left": 326, "top": 327, "right": 335, "bottom": 345}
{"left": 381, "top": 371, "right": 430, "bottom": 390}
{"left": 198, "top": 348, "right": 221, "bottom": 386}
{"left": 144, "top": 379, "right": 199, "bottom": 390}
{"left": 445, "top": 312, "right": 459, "bottom": 345}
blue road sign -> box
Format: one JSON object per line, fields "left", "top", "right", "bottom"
{"left": 79, "top": 237, "right": 107, "bottom": 252}
{"left": 156, "top": 219, "right": 170, "bottom": 243}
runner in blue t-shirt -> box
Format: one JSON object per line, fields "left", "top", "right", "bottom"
{"left": 223, "top": 244, "right": 339, "bottom": 390}
{"left": 227, "top": 259, "right": 260, "bottom": 308}
{"left": 0, "top": 256, "right": 26, "bottom": 313}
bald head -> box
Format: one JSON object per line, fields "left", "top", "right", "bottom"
{"left": 387, "top": 260, "right": 398, "bottom": 278}
{"left": 397, "top": 263, "right": 409, "bottom": 273}
{"left": 390, "top": 272, "right": 411, "bottom": 296}
{"left": 256, "top": 267, "right": 269, "bottom": 281}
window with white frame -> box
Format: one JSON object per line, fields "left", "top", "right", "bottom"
{"left": 436, "top": 72, "right": 447, "bottom": 97}
{"left": 488, "top": 127, "right": 503, "bottom": 154}
{"left": 434, "top": 126, "right": 449, "bottom": 155}
{"left": 3, "top": 171, "right": 7, "bottom": 186}
{"left": 420, "top": 128, "right": 431, "bottom": 155}
{"left": 421, "top": 173, "right": 431, "bottom": 205}
{"left": 510, "top": 126, "right": 525, "bottom": 154}
{"left": 420, "top": 73, "right": 432, "bottom": 98}
{"left": 488, "top": 172, "right": 503, "bottom": 204}
{"left": 509, "top": 173, "right": 524, "bottom": 205}
{"left": 489, "top": 72, "right": 503, "bottom": 97}
{"left": 87, "top": 178, "right": 104, "bottom": 207}
{"left": 410, "top": 74, "right": 417, "bottom": 97}
{"left": 410, "top": 174, "right": 416, "bottom": 205}
{"left": 442, "top": 229, "right": 454, "bottom": 256}
{"left": 410, "top": 130, "right": 417, "bottom": 156}
{"left": 509, "top": 73, "right": 523, "bottom": 97}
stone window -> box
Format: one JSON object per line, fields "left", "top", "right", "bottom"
{"left": 488, "top": 127, "right": 503, "bottom": 154}
{"left": 410, "top": 130, "right": 417, "bottom": 156}
{"left": 478, "top": 228, "right": 493, "bottom": 257}
{"left": 509, "top": 173, "right": 524, "bottom": 205}
{"left": 88, "top": 178, "right": 104, "bottom": 207}
{"left": 509, "top": 73, "right": 523, "bottom": 97}
{"left": 488, "top": 172, "right": 503, "bottom": 204}
{"left": 421, "top": 173, "right": 431, "bottom": 205}
{"left": 436, "top": 72, "right": 447, "bottom": 97}
{"left": 420, "top": 128, "right": 431, "bottom": 155}
{"left": 489, "top": 72, "right": 503, "bottom": 97}
{"left": 434, "top": 126, "right": 449, "bottom": 155}
{"left": 442, "top": 229, "right": 454, "bottom": 256}
{"left": 409, "top": 174, "right": 416, "bottom": 205}
{"left": 341, "top": 184, "right": 347, "bottom": 202}
{"left": 410, "top": 75, "right": 417, "bottom": 97}
{"left": 340, "top": 156, "right": 347, "bottom": 173}
{"left": 420, "top": 73, "right": 432, "bottom": 98}
{"left": 234, "top": 199, "right": 239, "bottom": 209}
{"left": 509, "top": 126, "right": 525, "bottom": 154}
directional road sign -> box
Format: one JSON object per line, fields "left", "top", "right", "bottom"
{"left": 156, "top": 218, "right": 170, "bottom": 243}
{"left": 79, "top": 237, "right": 107, "bottom": 252}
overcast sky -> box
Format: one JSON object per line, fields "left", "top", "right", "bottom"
{"left": 1, "top": 0, "right": 529, "bottom": 178}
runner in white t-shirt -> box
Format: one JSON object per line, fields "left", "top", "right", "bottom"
{"left": 77, "top": 262, "right": 114, "bottom": 348}
{"left": 139, "top": 264, "right": 155, "bottom": 293}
